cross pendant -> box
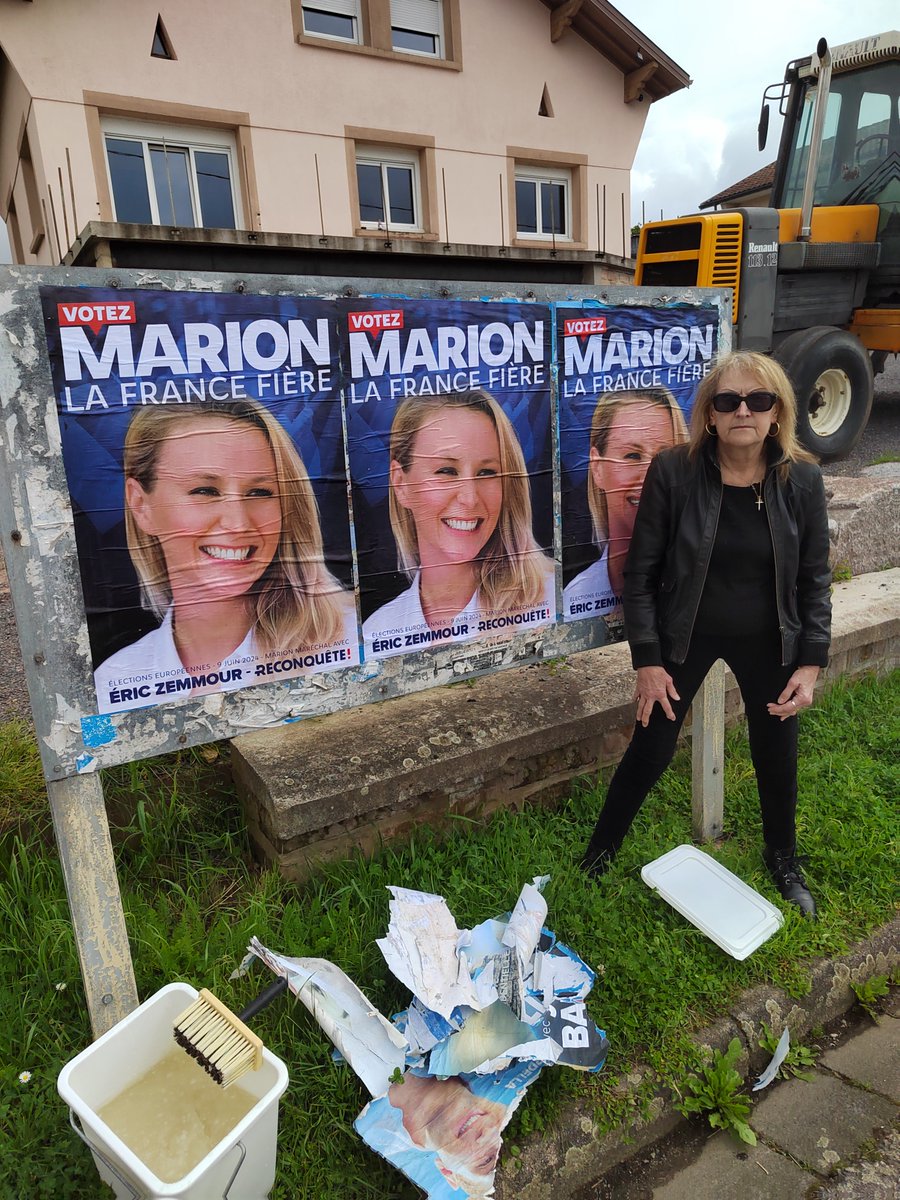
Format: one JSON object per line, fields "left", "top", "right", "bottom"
{"left": 756, "top": 493, "right": 764, "bottom": 512}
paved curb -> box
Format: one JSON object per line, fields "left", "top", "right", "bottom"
{"left": 494, "top": 915, "right": 900, "bottom": 1199}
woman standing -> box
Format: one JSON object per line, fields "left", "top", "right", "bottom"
{"left": 581, "top": 351, "right": 831, "bottom": 917}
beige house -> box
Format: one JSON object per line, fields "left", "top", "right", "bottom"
{"left": 0, "top": 0, "right": 687, "bottom": 283}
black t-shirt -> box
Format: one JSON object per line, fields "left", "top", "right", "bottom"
{"left": 695, "top": 484, "right": 779, "bottom": 637}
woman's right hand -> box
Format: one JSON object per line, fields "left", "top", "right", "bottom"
{"left": 633, "top": 666, "right": 680, "bottom": 727}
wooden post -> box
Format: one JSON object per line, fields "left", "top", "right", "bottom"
{"left": 47, "top": 774, "right": 138, "bottom": 1038}
{"left": 691, "top": 659, "right": 725, "bottom": 842}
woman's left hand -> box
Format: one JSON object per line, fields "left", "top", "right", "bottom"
{"left": 767, "top": 665, "right": 820, "bottom": 721}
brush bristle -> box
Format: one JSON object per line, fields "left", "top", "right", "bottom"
{"left": 173, "top": 989, "right": 263, "bottom": 1088}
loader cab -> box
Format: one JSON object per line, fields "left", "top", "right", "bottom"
{"left": 767, "top": 34, "right": 900, "bottom": 307}
{"left": 775, "top": 60, "right": 899, "bottom": 207}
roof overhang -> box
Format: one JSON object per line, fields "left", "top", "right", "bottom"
{"left": 539, "top": 0, "right": 691, "bottom": 102}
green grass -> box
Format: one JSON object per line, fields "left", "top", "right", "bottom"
{"left": 0, "top": 672, "right": 897, "bottom": 1198}
{"left": 0, "top": 718, "right": 45, "bottom": 829}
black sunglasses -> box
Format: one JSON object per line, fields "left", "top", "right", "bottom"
{"left": 711, "top": 390, "right": 778, "bottom": 413}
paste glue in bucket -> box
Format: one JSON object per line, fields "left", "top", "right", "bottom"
{"left": 58, "top": 982, "right": 289, "bottom": 1199}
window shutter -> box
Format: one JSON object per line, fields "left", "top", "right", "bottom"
{"left": 309, "top": 0, "right": 359, "bottom": 16}
{"left": 390, "top": 0, "right": 442, "bottom": 35}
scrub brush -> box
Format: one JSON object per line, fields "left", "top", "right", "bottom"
{"left": 173, "top": 976, "right": 288, "bottom": 1088}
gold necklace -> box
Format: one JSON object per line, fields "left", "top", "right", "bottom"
{"left": 750, "top": 480, "right": 764, "bottom": 512}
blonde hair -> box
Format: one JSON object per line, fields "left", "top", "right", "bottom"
{"left": 388, "top": 390, "right": 551, "bottom": 611}
{"left": 689, "top": 350, "right": 817, "bottom": 477}
{"left": 123, "top": 398, "right": 347, "bottom": 651}
{"left": 587, "top": 388, "right": 688, "bottom": 546}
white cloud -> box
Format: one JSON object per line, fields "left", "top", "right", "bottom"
{"left": 615, "top": 0, "right": 900, "bottom": 221}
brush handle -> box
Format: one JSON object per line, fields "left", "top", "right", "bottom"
{"left": 238, "top": 975, "right": 289, "bottom": 1021}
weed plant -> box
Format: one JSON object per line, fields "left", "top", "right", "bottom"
{"left": 0, "top": 672, "right": 896, "bottom": 1198}
{"left": 850, "top": 972, "right": 893, "bottom": 1018}
{"left": 673, "top": 1037, "right": 755, "bottom": 1145}
{"left": 757, "top": 1022, "right": 818, "bottom": 1081}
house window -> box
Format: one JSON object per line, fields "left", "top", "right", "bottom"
{"left": 301, "top": 0, "right": 360, "bottom": 42}
{"left": 515, "top": 167, "right": 571, "bottom": 239}
{"left": 151, "top": 16, "right": 176, "bottom": 59}
{"left": 103, "top": 120, "right": 238, "bottom": 229}
{"left": 296, "top": 0, "right": 457, "bottom": 66}
{"left": 391, "top": 0, "right": 442, "bottom": 57}
{"left": 356, "top": 148, "right": 420, "bottom": 230}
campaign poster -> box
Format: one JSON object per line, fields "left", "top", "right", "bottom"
{"left": 354, "top": 1062, "right": 543, "bottom": 1200}
{"left": 40, "top": 286, "right": 360, "bottom": 715}
{"left": 557, "top": 304, "right": 718, "bottom": 632}
{"left": 343, "top": 299, "right": 556, "bottom": 662}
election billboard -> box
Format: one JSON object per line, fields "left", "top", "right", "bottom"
{"left": 557, "top": 304, "right": 719, "bottom": 634}
{"left": 0, "top": 269, "right": 730, "bottom": 774}
{"left": 41, "top": 287, "right": 360, "bottom": 714}
{"left": 35, "top": 289, "right": 723, "bottom": 715}
{"left": 343, "top": 298, "right": 556, "bottom": 662}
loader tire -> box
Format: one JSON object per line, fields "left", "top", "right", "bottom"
{"left": 773, "top": 327, "right": 873, "bottom": 460}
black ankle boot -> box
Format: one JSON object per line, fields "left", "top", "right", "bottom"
{"left": 763, "top": 846, "right": 817, "bottom": 919}
{"left": 581, "top": 845, "right": 615, "bottom": 879}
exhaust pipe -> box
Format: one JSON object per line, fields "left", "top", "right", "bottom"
{"left": 799, "top": 38, "right": 832, "bottom": 241}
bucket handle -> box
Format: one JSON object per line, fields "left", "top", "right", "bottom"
{"left": 69, "top": 1109, "right": 248, "bottom": 1200}
{"left": 68, "top": 1109, "right": 142, "bottom": 1199}
{"left": 222, "top": 1139, "right": 247, "bottom": 1198}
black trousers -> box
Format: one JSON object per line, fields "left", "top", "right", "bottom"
{"left": 584, "top": 632, "right": 800, "bottom": 862}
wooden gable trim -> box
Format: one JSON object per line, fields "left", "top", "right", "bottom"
{"left": 540, "top": 0, "right": 690, "bottom": 102}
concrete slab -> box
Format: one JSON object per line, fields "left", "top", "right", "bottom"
{"left": 650, "top": 1131, "right": 811, "bottom": 1200}
{"left": 811, "top": 1125, "right": 900, "bottom": 1200}
{"left": 753, "top": 1071, "right": 897, "bottom": 1172}
{"left": 820, "top": 1016, "right": 900, "bottom": 1103}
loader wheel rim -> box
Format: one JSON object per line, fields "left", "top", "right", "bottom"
{"left": 807, "top": 368, "right": 852, "bottom": 437}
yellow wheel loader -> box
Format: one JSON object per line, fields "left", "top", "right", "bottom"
{"left": 636, "top": 31, "right": 899, "bottom": 458}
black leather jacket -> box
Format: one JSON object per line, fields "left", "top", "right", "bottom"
{"left": 623, "top": 442, "right": 832, "bottom": 669}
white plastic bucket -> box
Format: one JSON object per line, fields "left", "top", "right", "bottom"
{"left": 58, "top": 982, "right": 289, "bottom": 1199}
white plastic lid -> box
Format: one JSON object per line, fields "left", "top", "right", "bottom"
{"left": 641, "top": 845, "right": 783, "bottom": 960}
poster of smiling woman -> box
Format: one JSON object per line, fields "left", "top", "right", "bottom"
{"left": 355, "top": 1062, "right": 543, "bottom": 1200}
{"left": 557, "top": 304, "right": 719, "bottom": 632}
{"left": 39, "top": 286, "right": 360, "bottom": 715}
{"left": 343, "top": 298, "right": 556, "bottom": 662}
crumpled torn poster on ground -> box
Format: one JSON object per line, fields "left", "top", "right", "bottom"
{"left": 356, "top": 1061, "right": 542, "bottom": 1199}
{"left": 239, "top": 938, "right": 407, "bottom": 1098}
{"left": 248, "top": 875, "right": 608, "bottom": 1199}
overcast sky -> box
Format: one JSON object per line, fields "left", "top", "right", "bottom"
{"left": 614, "top": 0, "right": 899, "bottom": 224}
